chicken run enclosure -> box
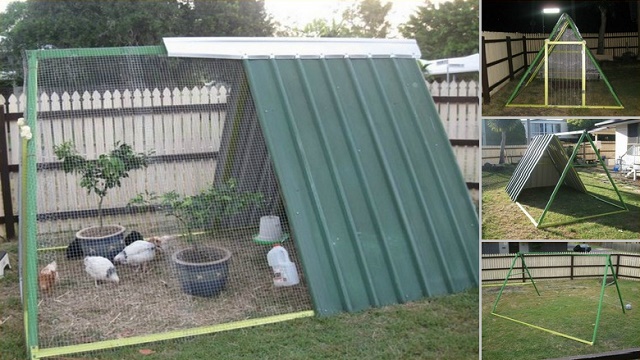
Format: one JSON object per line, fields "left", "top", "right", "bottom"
{"left": 17, "top": 38, "right": 479, "bottom": 358}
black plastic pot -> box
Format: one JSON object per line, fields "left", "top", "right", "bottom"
{"left": 172, "top": 246, "right": 232, "bottom": 297}
{"left": 74, "top": 225, "right": 126, "bottom": 262}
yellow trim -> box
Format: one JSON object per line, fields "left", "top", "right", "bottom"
{"left": 547, "top": 40, "right": 585, "bottom": 45}
{"left": 505, "top": 104, "right": 624, "bottom": 109}
{"left": 32, "top": 310, "right": 315, "bottom": 359}
{"left": 36, "top": 231, "right": 212, "bottom": 253}
{"left": 515, "top": 202, "right": 539, "bottom": 228}
{"left": 482, "top": 282, "right": 532, "bottom": 288}
{"left": 491, "top": 312, "right": 593, "bottom": 345}
{"left": 544, "top": 39, "right": 549, "bottom": 106}
{"left": 581, "top": 42, "right": 586, "bottom": 106}
{"left": 536, "top": 209, "right": 629, "bottom": 229}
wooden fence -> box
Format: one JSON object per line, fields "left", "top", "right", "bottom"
{"left": 482, "top": 253, "right": 640, "bottom": 284}
{"left": 482, "top": 31, "right": 639, "bottom": 104}
{"left": 0, "top": 86, "right": 229, "bottom": 238}
{"left": 427, "top": 80, "right": 479, "bottom": 188}
{"left": 482, "top": 141, "right": 615, "bottom": 165}
{"left": 0, "top": 79, "right": 479, "bottom": 238}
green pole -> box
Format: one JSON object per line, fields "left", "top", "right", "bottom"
{"left": 23, "top": 50, "right": 40, "bottom": 358}
{"left": 492, "top": 253, "right": 540, "bottom": 313}
{"left": 583, "top": 132, "right": 628, "bottom": 210}
{"left": 610, "top": 256, "right": 626, "bottom": 313}
{"left": 537, "top": 131, "right": 585, "bottom": 227}
{"left": 520, "top": 253, "right": 540, "bottom": 296}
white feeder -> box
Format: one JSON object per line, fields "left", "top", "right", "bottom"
{"left": 257, "top": 215, "right": 282, "bottom": 241}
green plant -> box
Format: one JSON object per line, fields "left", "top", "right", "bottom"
{"left": 130, "top": 178, "right": 263, "bottom": 247}
{"left": 53, "top": 141, "right": 150, "bottom": 229}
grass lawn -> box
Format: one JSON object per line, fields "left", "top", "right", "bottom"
{"left": 0, "top": 241, "right": 479, "bottom": 360}
{"left": 482, "top": 165, "right": 640, "bottom": 239}
{"left": 482, "top": 61, "right": 640, "bottom": 117}
{"left": 482, "top": 278, "right": 640, "bottom": 360}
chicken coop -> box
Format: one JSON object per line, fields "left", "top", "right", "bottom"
{"left": 18, "top": 38, "right": 479, "bottom": 358}
{"left": 505, "top": 13, "right": 623, "bottom": 109}
{"left": 505, "top": 131, "right": 627, "bottom": 228}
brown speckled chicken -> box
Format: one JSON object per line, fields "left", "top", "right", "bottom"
{"left": 38, "top": 261, "right": 59, "bottom": 293}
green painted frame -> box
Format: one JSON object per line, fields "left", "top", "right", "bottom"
{"left": 515, "top": 130, "right": 628, "bottom": 228}
{"left": 491, "top": 252, "right": 626, "bottom": 345}
{"left": 21, "top": 46, "right": 315, "bottom": 360}
{"left": 505, "top": 14, "right": 623, "bottom": 109}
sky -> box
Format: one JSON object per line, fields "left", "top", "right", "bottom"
{"left": 482, "top": 0, "right": 638, "bottom": 33}
{"left": 265, "top": 0, "right": 426, "bottom": 32}
{"left": 0, "top": 0, "right": 429, "bottom": 30}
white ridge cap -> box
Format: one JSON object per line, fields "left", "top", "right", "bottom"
{"left": 163, "top": 37, "right": 421, "bottom": 59}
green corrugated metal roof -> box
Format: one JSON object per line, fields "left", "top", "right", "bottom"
{"left": 244, "top": 57, "right": 478, "bottom": 316}
{"left": 506, "top": 134, "right": 586, "bottom": 202}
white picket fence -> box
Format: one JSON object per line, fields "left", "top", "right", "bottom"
{"left": 1, "top": 86, "right": 229, "bottom": 234}
{"left": 427, "top": 79, "right": 479, "bottom": 185}
{"left": 1, "top": 86, "right": 229, "bottom": 164}
{"left": 0, "top": 80, "right": 479, "bottom": 235}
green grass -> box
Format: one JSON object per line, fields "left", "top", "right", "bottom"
{"left": 482, "top": 61, "right": 640, "bottom": 116}
{"left": 482, "top": 166, "right": 640, "bottom": 239}
{"left": 0, "top": 241, "right": 479, "bottom": 360}
{"left": 482, "top": 279, "right": 640, "bottom": 360}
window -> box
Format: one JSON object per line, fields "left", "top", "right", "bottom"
{"left": 628, "top": 123, "right": 638, "bottom": 144}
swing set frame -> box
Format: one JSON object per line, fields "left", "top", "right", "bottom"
{"left": 491, "top": 252, "right": 626, "bottom": 345}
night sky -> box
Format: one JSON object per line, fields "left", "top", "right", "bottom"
{"left": 482, "top": 1, "right": 638, "bottom": 33}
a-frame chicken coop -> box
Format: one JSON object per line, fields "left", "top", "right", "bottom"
{"left": 505, "top": 13, "right": 623, "bottom": 109}
{"left": 505, "top": 130, "right": 627, "bottom": 228}
{"left": 18, "top": 38, "right": 479, "bottom": 358}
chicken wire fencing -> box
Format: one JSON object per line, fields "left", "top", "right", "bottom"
{"left": 505, "top": 40, "right": 623, "bottom": 109}
{"left": 20, "top": 47, "right": 313, "bottom": 358}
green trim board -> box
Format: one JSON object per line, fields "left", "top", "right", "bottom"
{"left": 505, "top": 130, "right": 628, "bottom": 228}
{"left": 505, "top": 13, "right": 623, "bottom": 109}
{"left": 491, "top": 252, "right": 626, "bottom": 345}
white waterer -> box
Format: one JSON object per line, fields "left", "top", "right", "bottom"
{"left": 267, "top": 244, "right": 300, "bottom": 287}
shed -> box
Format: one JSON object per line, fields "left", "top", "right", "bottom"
{"left": 164, "top": 37, "right": 479, "bottom": 315}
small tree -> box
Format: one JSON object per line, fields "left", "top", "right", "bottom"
{"left": 54, "top": 141, "right": 150, "bottom": 230}
{"left": 130, "top": 178, "right": 263, "bottom": 251}
{"left": 485, "top": 120, "right": 523, "bottom": 164}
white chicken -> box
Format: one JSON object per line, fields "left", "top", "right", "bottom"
{"left": 84, "top": 256, "right": 119, "bottom": 287}
{"left": 113, "top": 240, "right": 157, "bottom": 272}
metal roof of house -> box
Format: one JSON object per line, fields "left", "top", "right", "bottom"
{"left": 506, "top": 134, "right": 586, "bottom": 202}
{"left": 165, "top": 38, "right": 478, "bottom": 316}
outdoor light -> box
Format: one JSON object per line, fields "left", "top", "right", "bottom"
{"left": 542, "top": 7, "right": 561, "bottom": 33}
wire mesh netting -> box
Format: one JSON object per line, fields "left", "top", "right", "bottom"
{"left": 27, "top": 51, "right": 312, "bottom": 350}
{"left": 507, "top": 41, "right": 621, "bottom": 108}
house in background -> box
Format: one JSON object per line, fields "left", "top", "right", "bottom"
{"left": 419, "top": 53, "right": 479, "bottom": 82}
{"left": 482, "top": 242, "right": 568, "bottom": 254}
{"left": 595, "top": 119, "right": 640, "bottom": 179}
{"left": 520, "top": 119, "right": 568, "bottom": 143}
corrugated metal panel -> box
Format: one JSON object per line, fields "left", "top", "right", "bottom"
{"left": 506, "top": 134, "right": 586, "bottom": 201}
{"left": 243, "top": 57, "right": 478, "bottom": 316}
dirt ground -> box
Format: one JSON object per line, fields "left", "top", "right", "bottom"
{"left": 33, "top": 227, "right": 312, "bottom": 348}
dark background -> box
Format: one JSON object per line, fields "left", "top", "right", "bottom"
{"left": 482, "top": 0, "right": 638, "bottom": 33}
